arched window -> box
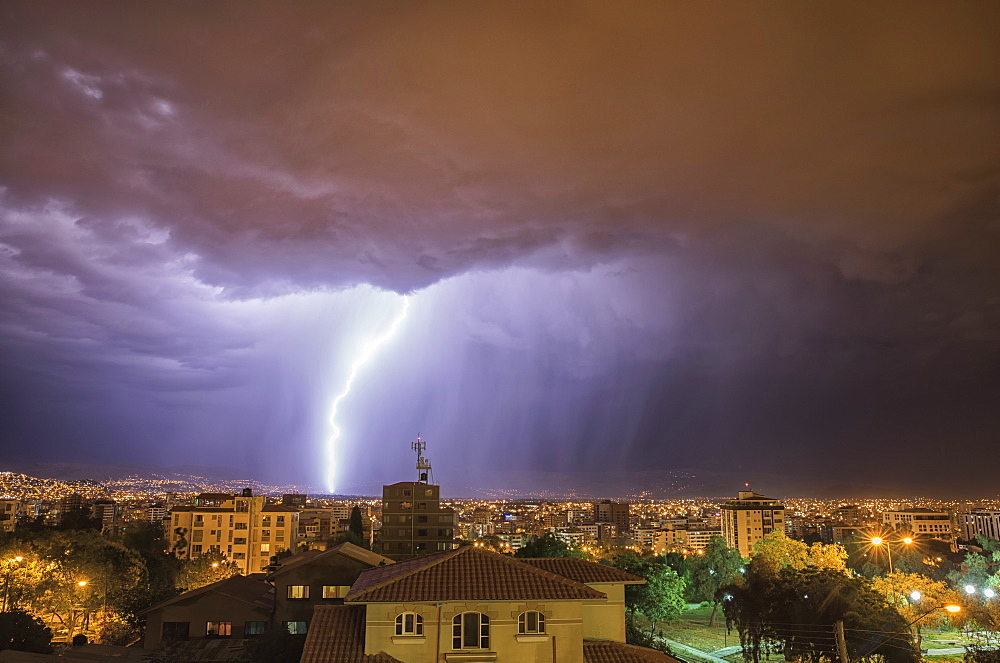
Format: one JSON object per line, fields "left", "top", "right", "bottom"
{"left": 518, "top": 610, "right": 545, "bottom": 634}
{"left": 394, "top": 612, "right": 423, "bottom": 636}
{"left": 452, "top": 612, "right": 489, "bottom": 649}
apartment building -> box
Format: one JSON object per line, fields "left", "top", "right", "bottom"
{"left": 168, "top": 489, "right": 299, "bottom": 574}
{"left": 721, "top": 489, "right": 785, "bottom": 557}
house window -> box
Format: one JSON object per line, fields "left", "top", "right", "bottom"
{"left": 260, "top": 543, "right": 270, "bottom": 553}
{"left": 191, "top": 545, "right": 203, "bottom": 554}
{"left": 287, "top": 585, "right": 310, "bottom": 599}
{"left": 234, "top": 537, "right": 247, "bottom": 545}
{"left": 322, "top": 585, "right": 350, "bottom": 599}
{"left": 417, "top": 529, "right": 427, "bottom": 536}
{"left": 206, "top": 621, "right": 232, "bottom": 637}
{"left": 518, "top": 611, "right": 545, "bottom": 634}
{"left": 244, "top": 621, "right": 267, "bottom": 637}
{"left": 395, "top": 612, "right": 423, "bottom": 636}
{"left": 284, "top": 621, "right": 307, "bottom": 635}
{"left": 162, "top": 622, "right": 189, "bottom": 641}
{"left": 453, "top": 612, "right": 489, "bottom": 649}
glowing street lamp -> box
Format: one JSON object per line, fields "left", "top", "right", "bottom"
{"left": 870, "top": 535, "right": 915, "bottom": 574}
{"left": 2, "top": 556, "right": 26, "bottom": 612}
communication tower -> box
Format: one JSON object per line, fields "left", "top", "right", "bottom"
{"left": 412, "top": 434, "right": 433, "bottom": 484}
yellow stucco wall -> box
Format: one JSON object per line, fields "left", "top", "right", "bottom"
{"left": 362, "top": 600, "right": 584, "bottom": 663}
{"left": 581, "top": 583, "right": 627, "bottom": 642}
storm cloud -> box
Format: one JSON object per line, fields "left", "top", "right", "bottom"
{"left": 1, "top": 2, "right": 998, "bottom": 494}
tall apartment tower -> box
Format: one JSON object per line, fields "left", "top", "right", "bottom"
{"left": 721, "top": 488, "right": 785, "bottom": 557}
{"left": 379, "top": 436, "right": 457, "bottom": 561}
{"left": 594, "top": 500, "right": 631, "bottom": 533}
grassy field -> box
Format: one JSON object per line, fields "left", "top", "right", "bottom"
{"left": 654, "top": 605, "right": 971, "bottom": 663}
{"left": 656, "top": 603, "right": 735, "bottom": 653}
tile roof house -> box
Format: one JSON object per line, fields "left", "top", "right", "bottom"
{"left": 267, "top": 542, "right": 394, "bottom": 632}
{"left": 140, "top": 574, "right": 274, "bottom": 650}
{"left": 301, "top": 546, "right": 677, "bottom": 663}
{"left": 140, "top": 542, "right": 394, "bottom": 652}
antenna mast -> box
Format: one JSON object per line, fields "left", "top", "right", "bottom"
{"left": 412, "top": 434, "right": 433, "bottom": 484}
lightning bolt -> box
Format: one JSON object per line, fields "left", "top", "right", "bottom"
{"left": 326, "top": 295, "right": 410, "bottom": 493}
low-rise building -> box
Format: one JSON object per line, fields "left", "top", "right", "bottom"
{"left": 883, "top": 508, "right": 954, "bottom": 543}
{"left": 301, "top": 546, "right": 670, "bottom": 663}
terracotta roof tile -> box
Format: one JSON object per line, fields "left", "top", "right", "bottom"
{"left": 346, "top": 546, "right": 606, "bottom": 602}
{"left": 520, "top": 558, "right": 646, "bottom": 585}
{"left": 300, "top": 605, "right": 402, "bottom": 663}
{"left": 267, "top": 542, "right": 393, "bottom": 579}
{"left": 584, "top": 640, "right": 681, "bottom": 663}
{"left": 138, "top": 575, "right": 273, "bottom": 615}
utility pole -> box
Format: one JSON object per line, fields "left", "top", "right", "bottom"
{"left": 835, "top": 621, "right": 849, "bottom": 663}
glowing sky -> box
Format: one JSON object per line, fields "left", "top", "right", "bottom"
{"left": 1, "top": 2, "right": 998, "bottom": 495}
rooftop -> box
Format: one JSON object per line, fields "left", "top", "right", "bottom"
{"left": 347, "top": 545, "right": 606, "bottom": 603}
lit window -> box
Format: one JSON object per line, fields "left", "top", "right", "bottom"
{"left": 206, "top": 621, "right": 232, "bottom": 637}
{"left": 322, "top": 585, "right": 350, "bottom": 599}
{"left": 518, "top": 611, "right": 545, "bottom": 634}
{"left": 395, "top": 612, "right": 423, "bottom": 636}
{"left": 286, "top": 585, "right": 310, "bottom": 599}
{"left": 453, "top": 612, "right": 489, "bottom": 649}
{"left": 284, "top": 621, "right": 307, "bottom": 635}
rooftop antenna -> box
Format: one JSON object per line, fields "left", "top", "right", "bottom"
{"left": 412, "top": 434, "right": 433, "bottom": 484}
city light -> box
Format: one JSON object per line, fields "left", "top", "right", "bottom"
{"left": 325, "top": 295, "right": 410, "bottom": 493}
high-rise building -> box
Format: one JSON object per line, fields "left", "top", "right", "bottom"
{"left": 168, "top": 488, "right": 299, "bottom": 574}
{"left": 721, "top": 488, "right": 785, "bottom": 557}
{"left": 594, "top": 500, "right": 631, "bottom": 533}
{"left": 959, "top": 510, "right": 1000, "bottom": 542}
{"left": 379, "top": 436, "right": 457, "bottom": 561}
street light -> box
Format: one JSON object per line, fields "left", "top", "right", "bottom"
{"left": 870, "top": 535, "right": 915, "bottom": 574}
{"left": 2, "top": 556, "right": 26, "bottom": 612}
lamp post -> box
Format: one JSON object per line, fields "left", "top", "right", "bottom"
{"left": 2, "top": 556, "right": 25, "bottom": 612}
{"left": 870, "top": 536, "right": 914, "bottom": 574}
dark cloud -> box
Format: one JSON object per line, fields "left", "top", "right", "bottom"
{"left": 0, "top": 2, "right": 998, "bottom": 493}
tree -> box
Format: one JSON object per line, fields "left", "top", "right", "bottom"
{"left": 687, "top": 536, "right": 745, "bottom": 626}
{"left": 612, "top": 554, "right": 686, "bottom": 636}
{"left": 872, "top": 571, "right": 964, "bottom": 651}
{"left": 0, "top": 609, "right": 53, "bottom": 653}
{"left": 177, "top": 550, "right": 239, "bottom": 592}
{"left": 514, "top": 533, "right": 584, "bottom": 558}
{"left": 723, "top": 565, "right": 918, "bottom": 663}
{"left": 750, "top": 531, "right": 848, "bottom": 578}
{"left": 349, "top": 506, "right": 364, "bottom": 543}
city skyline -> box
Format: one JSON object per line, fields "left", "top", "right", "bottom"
{"left": 1, "top": 3, "right": 998, "bottom": 494}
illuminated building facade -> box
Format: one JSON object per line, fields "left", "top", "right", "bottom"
{"left": 959, "top": 510, "right": 1000, "bottom": 542}
{"left": 168, "top": 489, "right": 299, "bottom": 574}
{"left": 721, "top": 489, "right": 785, "bottom": 557}
{"left": 882, "top": 508, "right": 954, "bottom": 543}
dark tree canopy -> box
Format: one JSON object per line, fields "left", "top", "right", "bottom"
{"left": 0, "top": 609, "right": 53, "bottom": 654}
